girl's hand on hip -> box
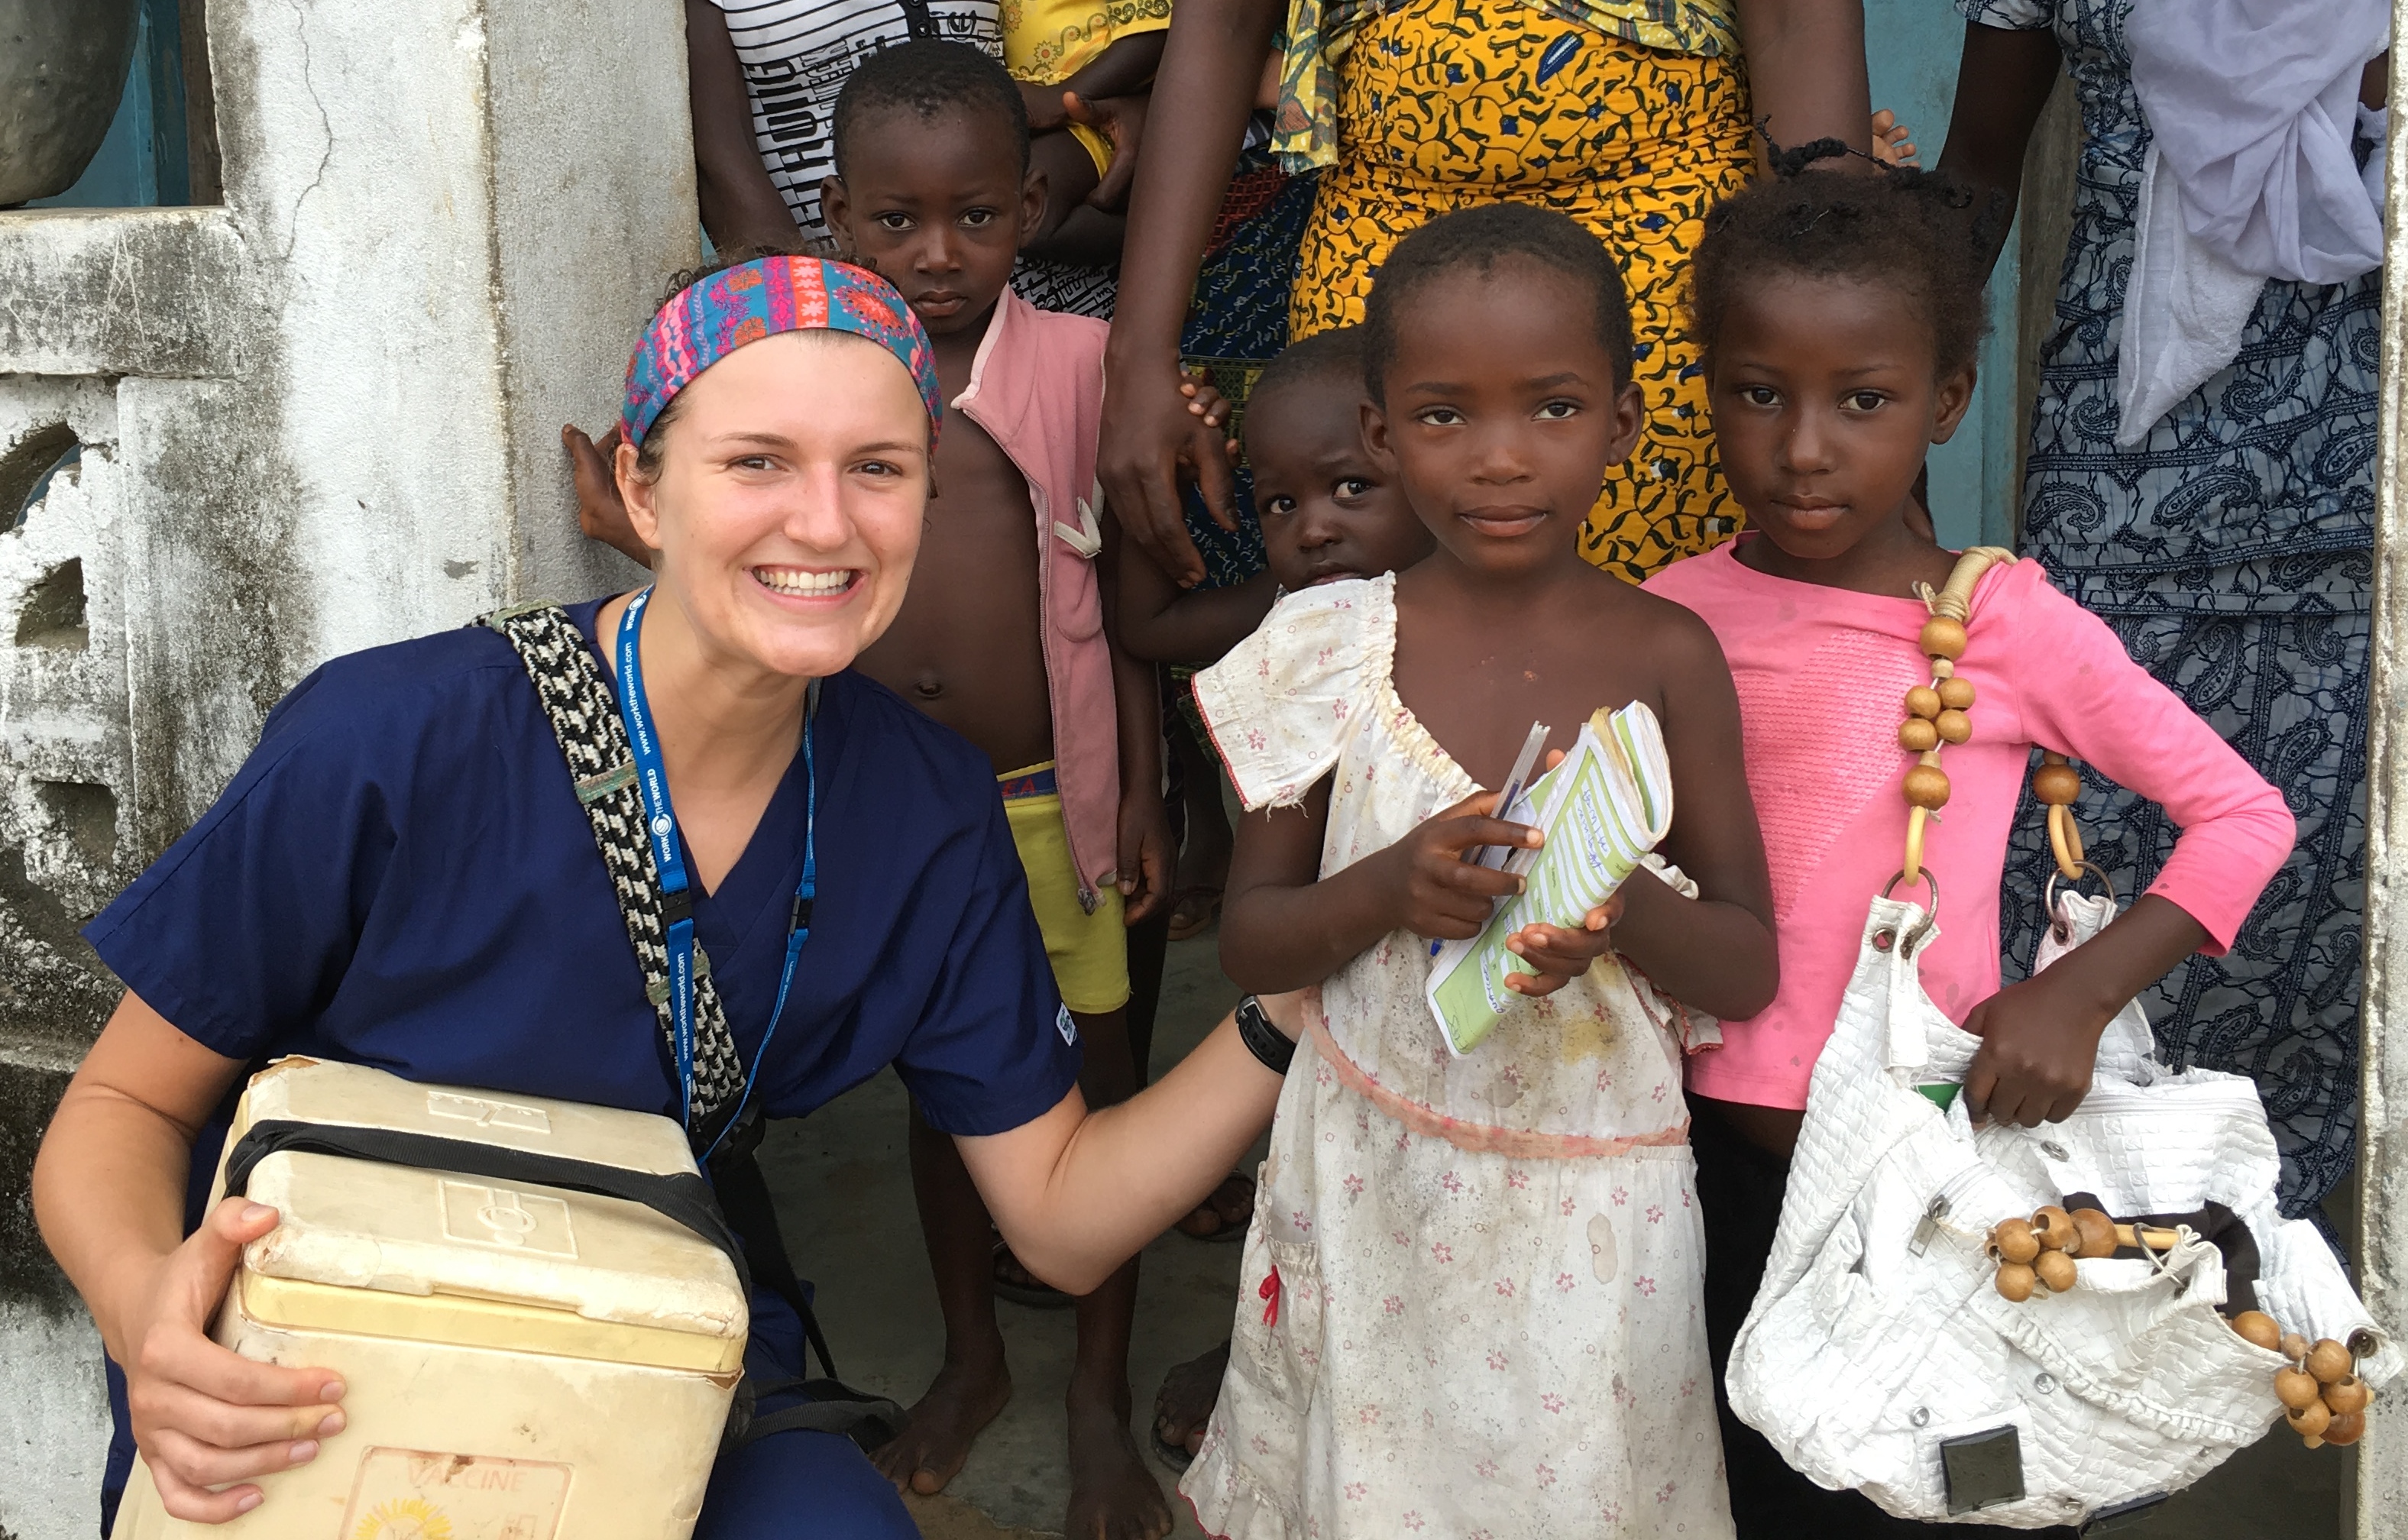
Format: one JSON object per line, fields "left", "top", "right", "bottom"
{"left": 1960, "top": 972, "right": 2108, "bottom": 1128}
{"left": 1503, "top": 891, "right": 1624, "bottom": 997}
{"left": 122, "top": 1198, "right": 347, "bottom": 1522}
{"left": 1387, "top": 791, "right": 1535, "bottom": 940}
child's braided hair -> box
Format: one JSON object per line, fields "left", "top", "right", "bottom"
{"left": 1690, "top": 141, "right": 2011, "bottom": 380}
{"left": 1361, "top": 203, "right": 1635, "bottom": 402}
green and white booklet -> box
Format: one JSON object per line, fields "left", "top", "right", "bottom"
{"left": 1425, "top": 701, "right": 1675, "bottom": 1056}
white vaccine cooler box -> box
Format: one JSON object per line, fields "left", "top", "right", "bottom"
{"left": 115, "top": 1057, "right": 749, "bottom": 1539}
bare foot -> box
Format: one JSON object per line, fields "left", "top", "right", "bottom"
{"left": 1152, "top": 1340, "right": 1230, "bottom": 1467}
{"left": 1066, "top": 1386, "right": 1173, "bottom": 1540}
{"left": 872, "top": 1355, "right": 1012, "bottom": 1496}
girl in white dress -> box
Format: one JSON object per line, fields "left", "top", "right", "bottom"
{"left": 1180, "top": 205, "right": 1778, "bottom": 1538}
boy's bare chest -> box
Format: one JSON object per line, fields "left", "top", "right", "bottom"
{"left": 895, "top": 413, "right": 1042, "bottom": 631}
{"left": 853, "top": 410, "right": 1052, "bottom": 767}
{"left": 859, "top": 413, "right": 1043, "bottom": 665}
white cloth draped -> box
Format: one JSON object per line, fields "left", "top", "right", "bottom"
{"left": 2115, "top": 0, "right": 2387, "bottom": 445}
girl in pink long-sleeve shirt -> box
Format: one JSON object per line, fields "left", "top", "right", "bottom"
{"left": 1641, "top": 158, "right": 2296, "bottom": 1538}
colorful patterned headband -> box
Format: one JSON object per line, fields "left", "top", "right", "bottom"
{"left": 622, "top": 255, "right": 944, "bottom": 449}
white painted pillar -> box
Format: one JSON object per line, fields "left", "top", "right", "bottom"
{"left": 2359, "top": 2, "right": 2408, "bottom": 1532}
{"left": 0, "top": 2, "right": 695, "bottom": 1531}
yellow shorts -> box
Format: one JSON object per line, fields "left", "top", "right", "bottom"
{"left": 1001, "top": 762, "right": 1130, "bottom": 1015}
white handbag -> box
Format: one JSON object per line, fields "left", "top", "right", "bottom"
{"left": 1727, "top": 882, "right": 2393, "bottom": 1525}
{"left": 1727, "top": 548, "right": 2393, "bottom": 1526}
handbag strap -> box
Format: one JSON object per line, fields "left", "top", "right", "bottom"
{"left": 477, "top": 603, "right": 747, "bottom": 1150}
{"left": 1892, "top": 546, "right": 2015, "bottom": 888}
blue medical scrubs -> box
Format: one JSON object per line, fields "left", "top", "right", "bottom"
{"left": 85, "top": 599, "right": 1081, "bottom": 1538}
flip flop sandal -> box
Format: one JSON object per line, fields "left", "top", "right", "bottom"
{"left": 1149, "top": 1341, "right": 1229, "bottom": 1471}
{"left": 1151, "top": 1425, "right": 1197, "bottom": 1472}
{"left": 1166, "top": 886, "right": 1223, "bottom": 943}
{"left": 1173, "top": 1173, "right": 1254, "bottom": 1243}
{"left": 990, "top": 1238, "right": 1073, "bottom": 1309}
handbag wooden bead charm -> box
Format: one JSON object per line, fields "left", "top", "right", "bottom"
{"left": 1986, "top": 1205, "right": 2176, "bottom": 1299}
{"left": 2227, "top": 1318, "right": 2379, "bottom": 1448}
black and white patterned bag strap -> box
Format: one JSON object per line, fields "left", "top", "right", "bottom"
{"left": 478, "top": 603, "right": 746, "bottom": 1148}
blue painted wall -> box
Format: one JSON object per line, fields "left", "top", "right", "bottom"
{"left": 1866, "top": 0, "right": 2020, "bottom": 549}
{"left": 30, "top": 0, "right": 191, "bottom": 210}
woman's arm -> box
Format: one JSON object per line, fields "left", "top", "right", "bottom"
{"left": 32, "top": 993, "right": 347, "bottom": 1523}
{"left": 1606, "top": 616, "right": 1781, "bottom": 1021}
{"left": 956, "top": 992, "right": 1304, "bottom": 1292}
{"left": 1933, "top": 21, "right": 2067, "bottom": 278}
{"left": 1097, "top": 0, "right": 1282, "bottom": 584}
{"left": 685, "top": 0, "right": 805, "bottom": 254}
{"left": 1058, "top": 31, "right": 1170, "bottom": 103}
{"left": 1732, "top": 0, "right": 1874, "bottom": 163}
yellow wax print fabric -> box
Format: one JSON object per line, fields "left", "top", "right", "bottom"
{"left": 1290, "top": 2, "right": 1756, "bottom": 582}
{"left": 1003, "top": 0, "right": 1173, "bottom": 83}
{"left": 1273, "top": 0, "right": 1735, "bottom": 171}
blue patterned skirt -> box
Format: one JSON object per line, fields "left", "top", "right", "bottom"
{"left": 2002, "top": 553, "right": 2371, "bottom": 1225}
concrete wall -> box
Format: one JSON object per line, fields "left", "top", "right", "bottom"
{"left": 2363, "top": 2, "right": 2408, "bottom": 1532}
{"left": 0, "top": 2, "right": 689, "bottom": 1531}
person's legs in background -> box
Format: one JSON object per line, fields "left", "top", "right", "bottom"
{"left": 879, "top": 782, "right": 1171, "bottom": 1538}
{"left": 1054, "top": 1006, "right": 1170, "bottom": 1538}
{"left": 875, "top": 1106, "right": 1016, "bottom": 1498}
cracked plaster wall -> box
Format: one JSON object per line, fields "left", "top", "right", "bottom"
{"left": 0, "top": 2, "right": 689, "bottom": 1530}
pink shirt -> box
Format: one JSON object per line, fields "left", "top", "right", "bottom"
{"left": 1643, "top": 542, "right": 2295, "bottom": 1110}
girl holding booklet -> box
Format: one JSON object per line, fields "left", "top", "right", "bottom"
{"left": 1642, "top": 158, "right": 2294, "bottom": 1536}
{"left": 1184, "top": 205, "right": 1777, "bottom": 1539}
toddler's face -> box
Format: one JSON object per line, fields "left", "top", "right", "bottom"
{"left": 821, "top": 106, "right": 1041, "bottom": 338}
{"left": 1364, "top": 262, "right": 1641, "bottom": 580}
{"left": 1707, "top": 273, "right": 1973, "bottom": 564}
{"left": 1244, "top": 384, "right": 1433, "bottom": 592}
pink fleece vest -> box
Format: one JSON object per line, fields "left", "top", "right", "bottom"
{"left": 950, "top": 289, "right": 1121, "bottom": 907}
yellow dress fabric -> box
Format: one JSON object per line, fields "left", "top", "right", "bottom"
{"left": 1290, "top": 0, "right": 1755, "bottom": 583}
{"left": 1002, "top": 0, "right": 1173, "bottom": 84}
{"left": 1272, "top": 0, "right": 1734, "bottom": 171}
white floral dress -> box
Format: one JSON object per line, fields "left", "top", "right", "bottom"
{"left": 1183, "top": 575, "right": 1732, "bottom": 1540}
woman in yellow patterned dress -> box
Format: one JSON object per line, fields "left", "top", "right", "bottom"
{"left": 1098, "top": 0, "right": 1878, "bottom": 587}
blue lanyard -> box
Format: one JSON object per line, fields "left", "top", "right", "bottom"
{"left": 616, "top": 588, "right": 817, "bottom": 1158}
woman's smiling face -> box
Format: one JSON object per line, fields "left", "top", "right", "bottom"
{"left": 618, "top": 329, "right": 932, "bottom": 678}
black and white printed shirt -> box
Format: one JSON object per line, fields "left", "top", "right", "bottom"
{"left": 710, "top": 0, "right": 1116, "bottom": 317}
